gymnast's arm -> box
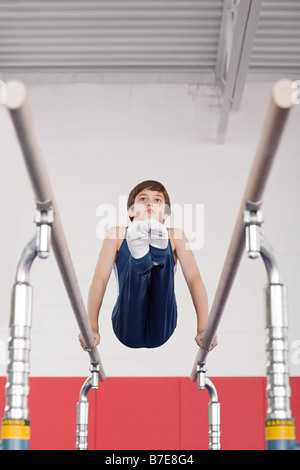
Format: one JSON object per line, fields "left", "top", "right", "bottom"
{"left": 79, "top": 227, "right": 119, "bottom": 350}
{"left": 172, "top": 228, "right": 210, "bottom": 347}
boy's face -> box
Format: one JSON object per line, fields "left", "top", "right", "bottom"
{"left": 129, "top": 189, "right": 168, "bottom": 223}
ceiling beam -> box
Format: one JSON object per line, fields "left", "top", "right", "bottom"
{"left": 216, "top": 0, "right": 263, "bottom": 143}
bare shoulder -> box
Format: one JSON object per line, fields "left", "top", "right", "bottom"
{"left": 105, "top": 226, "right": 127, "bottom": 251}
{"left": 105, "top": 226, "right": 126, "bottom": 239}
{"left": 169, "top": 227, "right": 189, "bottom": 264}
{"left": 169, "top": 227, "right": 188, "bottom": 246}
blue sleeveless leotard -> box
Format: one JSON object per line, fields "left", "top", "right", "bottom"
{"left": 111, "top": 229, "right": 177, "bottom": 348}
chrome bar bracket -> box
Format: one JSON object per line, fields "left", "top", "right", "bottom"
{"left": 90, "top": 363, "right": 100, "bottom": 390}
{"left": 243, "top": 200, "right": 263, "bottom": 259}
{"left": 34, "top": 200, "right": 54, "bottom": 259}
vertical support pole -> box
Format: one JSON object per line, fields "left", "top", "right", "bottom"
{"left": 1, "top": 237, "right": 36, "bottom": 450}
{"left": 75, "top": 364, "right": 99, "bottom": 450}
{"left": 260, "top": 236, "right": 296, "bottom": 450}
{"left": 76, "top": 377, "right": 92, "bottom": 450}
{"left": 244, "top": 202, "right": 299, "bottom": 450}
{"left": 197, "top": 364, "right": 221, "bottom": 450}
{"left": 1, "top": 204, "right": 53, "bottom": 450}
{"left": 264, "top": 282, "right": 295, "bottom": 449}
{"left": 206, "top": 378, "right": 221, "bottom": 451}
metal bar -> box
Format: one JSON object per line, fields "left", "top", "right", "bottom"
{"left": 5, "top": 80, "right": 105, "bottom": 381}
{"left": 191, "top": 78, "right": 294, "bottom": 381}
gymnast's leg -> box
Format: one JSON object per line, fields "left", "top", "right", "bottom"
{"left": 145, "top": 244, "right": 178, "bottom": 348}
{"left": 144, "top": 218, "right": 177, "bottom": 348}
{"left": 112, "top": 220, "right": 152, "bottom": 347}
{"left": 112, "top": 252, "right": 153, "bottom": 347}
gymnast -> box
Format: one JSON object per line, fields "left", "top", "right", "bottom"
{"left": 79, "top": 180, "right": 217, "bottom": 350}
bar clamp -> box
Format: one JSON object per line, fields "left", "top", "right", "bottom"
{"left": 243, "top": 200, "right": 263, "bottom": 259}
{"left": 34, "top": 200, "right": 54, "bottom": 259}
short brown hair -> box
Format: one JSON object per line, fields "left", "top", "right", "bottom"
{"left": 127, "top": 180, "right": 171, "bottom": 222}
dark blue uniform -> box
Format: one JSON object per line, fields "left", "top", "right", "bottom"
{"left": 112, "top": 229, "right": 177, "bottom": 348}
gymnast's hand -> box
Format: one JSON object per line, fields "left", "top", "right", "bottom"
{"left": 78, "top": 330, "right": 100, "bottom": 351}
{"left": 195, "top": 331, "right": 218, "bottom": 352}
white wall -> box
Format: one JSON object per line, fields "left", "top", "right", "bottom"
{"left": 0, "top": 81, "right": 299, "bottom": 377}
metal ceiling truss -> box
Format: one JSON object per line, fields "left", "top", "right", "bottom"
{"left": 216, "top": 0, "right": 263, "bottom": 142}
{"left": 0, "top": 0, "right": 298, "bottom": 143}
